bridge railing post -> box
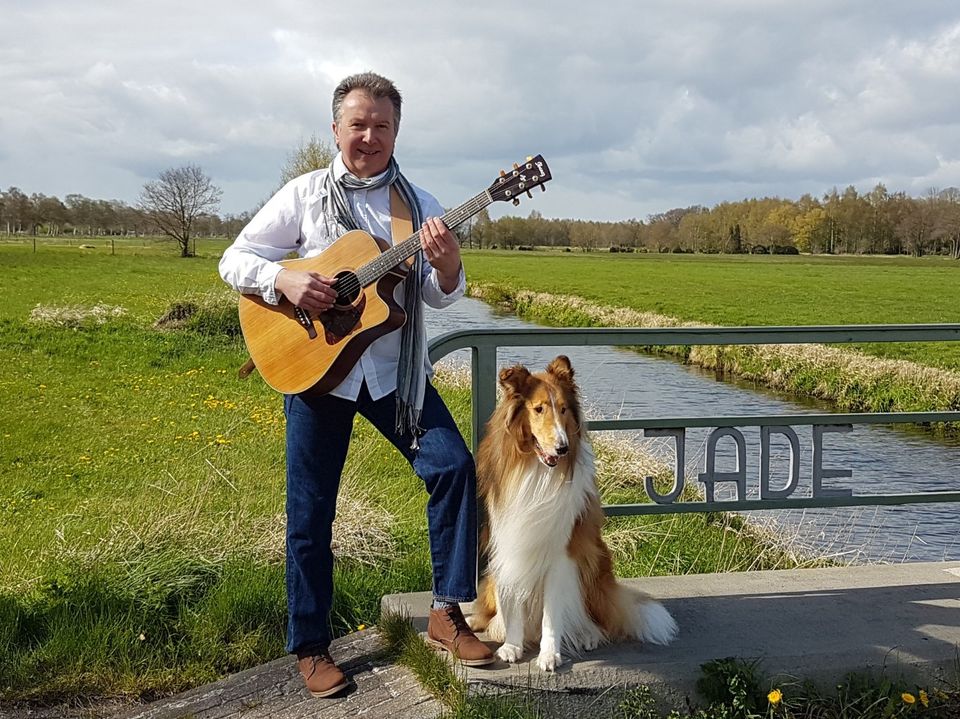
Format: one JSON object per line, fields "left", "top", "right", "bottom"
{"left": 471, "top": 343, "right": 498, "bottom": 452}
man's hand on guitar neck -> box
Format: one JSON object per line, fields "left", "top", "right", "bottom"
{"left": 275, "top": 270, "right": 338, "bottom": 313}
{"left": 420, "top": 217, "right": 462, "bottom": 294}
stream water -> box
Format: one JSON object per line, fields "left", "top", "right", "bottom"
{"left": 425, "top": 296, "right": 960, "bottom": 564}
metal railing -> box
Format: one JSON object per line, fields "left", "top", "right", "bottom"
{"left": 428, "top": 324, "right": 960, "bottom": 517}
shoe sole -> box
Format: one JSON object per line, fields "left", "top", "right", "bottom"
{"left": 308, "top": 679, "right": 349, "bottom": 698}
{"left": 425, "top": 637, "right": 495, "bottom": 667}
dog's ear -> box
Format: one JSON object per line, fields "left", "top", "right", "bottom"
{"left": 546, "top": 355, "right": 574, "bottom": 384}
{"left": 499, "top": 365, "right": 531, "bottom": 397}
{"left": 500, "top": 366, "right": 532, "bottom": 439}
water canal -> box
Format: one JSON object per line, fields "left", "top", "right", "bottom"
{"left": 425, "top": 296, "right": 960, "bottom": 564}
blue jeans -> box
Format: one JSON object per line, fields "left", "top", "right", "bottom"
{"left": 282, "top": 381, "right": 477, "bottom": 655}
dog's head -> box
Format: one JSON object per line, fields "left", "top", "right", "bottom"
{"left": 498, "top": 355, "right": 582, "bottom": 468}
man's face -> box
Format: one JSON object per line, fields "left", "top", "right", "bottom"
{"left": 332, "top": 90, "right": 397, "bottom": 178}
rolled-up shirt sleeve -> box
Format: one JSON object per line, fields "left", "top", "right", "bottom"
{"left": 416, "top": 192, "right": 466, "bottom": 309}
{"left": 218, "top": 179, "right": 306, "bottom": 305}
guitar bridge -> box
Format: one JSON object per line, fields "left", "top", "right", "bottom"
{"left": 294, "top": 307, "right": 318, "bottom": 339}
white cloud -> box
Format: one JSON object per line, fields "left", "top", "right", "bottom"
{"left": 0, "top": 1, "right": 958, "bottom": 220}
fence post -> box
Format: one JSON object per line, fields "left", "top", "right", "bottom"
{"left": 471, "top": 344, "right": 498, "bottom": 452}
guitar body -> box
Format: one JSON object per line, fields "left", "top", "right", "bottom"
{"left": 238, "top": 230, "right": 408, "bottom": 395}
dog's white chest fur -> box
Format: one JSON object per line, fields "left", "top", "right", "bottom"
{"left": 486, "top": 438, "right": 595, "bottom": 596}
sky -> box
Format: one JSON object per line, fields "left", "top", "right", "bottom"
{"left": 2, "top": 1, "right": 959, "bottom": 222}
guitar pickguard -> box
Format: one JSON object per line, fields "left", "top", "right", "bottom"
{"left": 318, "top": 295, "right": 366, "bottom": 344}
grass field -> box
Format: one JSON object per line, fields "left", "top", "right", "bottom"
{"left": 462, "top": 250, "right": 960, "bottom": 370}
{"left": 0, "top": 243, "right": 807, "bottom": 706}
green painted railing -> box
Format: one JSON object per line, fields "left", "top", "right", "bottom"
{"left": 428, "top": 324, "right": 960, "bottom": 516}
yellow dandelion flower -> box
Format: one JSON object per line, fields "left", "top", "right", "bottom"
{"left": 919, "top": 690, "right": 928, "bottom": 707}
{"left": 902, "top": 692, "right": 916, "bottom": 705}
{"left": 767, "top": 689, "right": 782, "bottom": 705}
{"left": 357, "top": 624, "right": 367, "bottom": 631}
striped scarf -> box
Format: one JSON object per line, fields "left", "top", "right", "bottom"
{"left": 323, "top": 154, "right": 427, "bottom": 449}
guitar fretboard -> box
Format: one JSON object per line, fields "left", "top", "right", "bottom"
{"left": 355, "top": 190, "right": 492, "bottom": 286}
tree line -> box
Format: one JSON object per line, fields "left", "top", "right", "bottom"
{"left": 465, "top": 184, "right": 960, "bottom": 259}
{"left": 0, "top": 137, "right": 328, "bottom": 256}
{"left": 6, "top": 150, "right": 960, "bottom": 261}
{"left": 0, "top": 185, "right": 251, "bottom": 240}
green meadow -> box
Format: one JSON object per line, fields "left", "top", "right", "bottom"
{"left": 463, "top": 250, "right": 960, "bottom": 370}
{"left": 0, "top": 243, "right": 805, "bottom": 707}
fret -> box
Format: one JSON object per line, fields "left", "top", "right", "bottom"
{"left": 354, "top": 190, "right": 493, "bottom": 285}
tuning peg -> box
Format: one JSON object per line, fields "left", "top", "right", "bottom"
{"left": 512, "top": 198, "right": 520, "bottom": 206}
{"left": 541, "top": 185, "right": 547, "bottom": 192}
{"left": 499, "top": 170, "right": 506, "bottom": 177}
{"left": 526, "top": 155, "right": 533, "bottom": 161}
{"left": 526, "top": 190, "right": 533, "bottom": 199}
{"left": 513, "top": 163, "right": 519, "bottom": 170}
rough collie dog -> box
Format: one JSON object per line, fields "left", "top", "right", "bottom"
{"left": 468, "top": 355, "right": 677, "bottom": 671}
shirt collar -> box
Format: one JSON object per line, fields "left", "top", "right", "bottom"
{"left": 331, "top": 151, "right": 391, "bottom": 186}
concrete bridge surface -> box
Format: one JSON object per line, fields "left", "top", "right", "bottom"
{"left": 101, "top": 561, "right": 960, "bottom": 718}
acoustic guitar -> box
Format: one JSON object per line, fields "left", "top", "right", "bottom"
{"left": 237, "top": 154, "right": 552, "bottom": 394}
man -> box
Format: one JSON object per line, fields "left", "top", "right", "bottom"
{"left": 219, "top": 72, "right": 493, "bottom": 698}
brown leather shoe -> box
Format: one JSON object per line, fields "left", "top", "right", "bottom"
{"left": 297, "top": 652, "right": 348, "bottom": 698}
{"left": 427, "top": 605, "right": 495, "bottom": 666}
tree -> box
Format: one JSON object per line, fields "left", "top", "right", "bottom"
{"left": 139, "top": 165, "right": 222, "bottom": 257}
{"left": 33, "top": 194, "right": 68, "bottom": 235}
{"left": 2, "top": 187, "right": 32, "bottom": 233}
{"left": 471, "top": 208, "right": 491, "bottom": 249}
{"left": 279, "top": 134, "right": 336, "bottom": 187}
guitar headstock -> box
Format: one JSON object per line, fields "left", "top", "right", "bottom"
{"left": 487, "top": 155, "right": 552, "bottom": 206}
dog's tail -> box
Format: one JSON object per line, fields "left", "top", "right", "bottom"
{"left": 618, "top": 586, "right": 678, "bottom": 646}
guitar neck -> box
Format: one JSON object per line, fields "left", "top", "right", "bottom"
{"left": 355, "top": 190, "right": 492, "bottom": 286}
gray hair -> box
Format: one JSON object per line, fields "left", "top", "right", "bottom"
{"left": 331, "top": 72, "right": 402, "bottom": 134}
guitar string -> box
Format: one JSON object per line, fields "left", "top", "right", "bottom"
{"left": 323, "top": 174, "right": 546, "bottom": 301}
{"left": 329, "top": 193, "right": 493, "bottom": 300}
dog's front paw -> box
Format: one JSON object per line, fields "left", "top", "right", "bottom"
{"left": 537, "top": 649, "right": 563, "bottom": 672}
{"left": 496, "top": 643, "right": 523, "bottom": 663}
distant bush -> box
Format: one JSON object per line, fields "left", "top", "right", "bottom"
{"left": 154, "top": 291, "right": 241, "bottom": 338}
{"left": 771, "top": 244, "right": 800, "bottom": 255}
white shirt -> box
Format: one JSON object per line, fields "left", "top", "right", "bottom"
{"left": 219, "top": 153, "right": 465, "bottom": 400}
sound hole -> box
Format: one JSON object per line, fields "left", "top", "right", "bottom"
{"left": 333, "top": 271, "right": 361, "bottom": 307}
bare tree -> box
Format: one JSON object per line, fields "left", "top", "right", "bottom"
{"left": 139, "top": 165, "right": 222, "bottom": 257}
